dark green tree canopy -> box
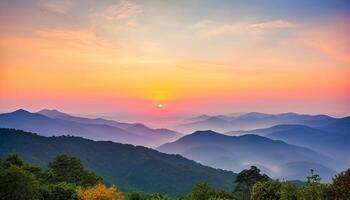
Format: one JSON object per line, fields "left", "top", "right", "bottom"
{"left": 0, "top": 165, "right": 39, "bottom": 200}
{"left": 191, "top": 182, "right": 216, "bottom": 200}
{"left": 4, "top": 153, "right": 24, "bottom": 167}
{"left": 46, "top": 154, "right": 102, "bottom": 187}
{"left": 234, "top": 166, "right": 269, "bottom": 199}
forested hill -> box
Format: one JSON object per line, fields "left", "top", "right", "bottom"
{"left": 0, "top": 128, "right": 235, "bottom": 196}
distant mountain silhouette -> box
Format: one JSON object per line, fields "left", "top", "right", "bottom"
{"left": 157, "top": 130, "right": 341, "bottom": 182}
{"left": 240, "top": 122, "right": 350, "bottom": 164}
{"left": 38, "top": 109, "right": 181, "bottom": 145}
{"left": 0, "top": 109, "right": 181, "bottom": 147}
{"left": 0, "top": 128, "right": 234, "bottom": 196}
{"left": 176, "top": 112, "right": 337, "bottom": 133}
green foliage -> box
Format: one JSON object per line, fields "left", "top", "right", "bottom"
{"left": 126, "top": 192, "right": 171, "bottom": 200}
{"left": 279, "top": 182, "right": 298, "bottom": 200}
{"left": 250, "top": 181, "right": 299, "bottom": 200}
{"left": 251, "top": 181, "right": 281, "bottom": 200}
{"left": 191, "top": 182, "right": 216, "bottom": 200}
{"left": 45, "top": 154, "right": 102, "bottom": 187}
{"left": 0, "top": 128, "right": 234, "bottom": 196}
{"left": 233, "top": 166, "right": 269, "bottom": 200}
{"left": 297, "top": 169, "right": 327, "bottom": 200}
{"left": 144, "top": 193, "right": 171, "bottom": 200}
{"left": 0, "top": 154, "right": 100, "bottom": 200}
{"left": 325, "top": 168, "right": 350, "bottom": 200}
{"left": 0, "top": 165, "right": 40, "bottom": 200}
{"left": 4, "top": 153, "right": 24, "bottom": 167}
{"left": 39, "top": 182, "right": 78, "bottom": 200}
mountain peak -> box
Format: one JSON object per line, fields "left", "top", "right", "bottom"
{"left": 190, "top": 130, "right": 225, "bottom": 138}
{"left": 37, "top": 109, "right": 71, "bottom": 118}
{"left": 12, "top": 109, "right": 31, "bottom": 114}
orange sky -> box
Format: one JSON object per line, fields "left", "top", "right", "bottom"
{"left": 0, "top": 0, "right": 349, "bottom": 127}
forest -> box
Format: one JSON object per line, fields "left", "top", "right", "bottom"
{"left": 0, "top": 154, "right": 349, "bottom": 200}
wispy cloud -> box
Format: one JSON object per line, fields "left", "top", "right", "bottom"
{"left": 88, "top": 0, "right": 143, "bottom": 32}
{"left": 35, "top": 29, "right": 110, "bottom": 48}
{"left": 301, "top": 23, "right": 350, "bottom": 64}
{"left": 250, "top": 20, "right": 299, "bottom": 29}
{"left": 190, "top": 19, "right": 299, "bottom": 37}
{"left": 103, "top": 0, "right": 143, "bottom": 22}
{"left": 39, "top": 0, "right": 76, "bottom": 14}
{"left": 190, "top": 20, "right": 247, "bottom": 37}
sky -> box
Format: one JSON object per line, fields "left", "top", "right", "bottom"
{"left": 0, "top": 0, "right": 350, "bottom": 127}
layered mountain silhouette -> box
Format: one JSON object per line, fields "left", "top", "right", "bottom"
{"left": 157, "top": 130, "right": 342, "bottom": 182}
{"left": 0, "top": 109, "right": 181, "bottom": 147}
{"left": 176, "top": 112, "right": 336, "bottom": 133}
{"left": 233, "top": 122, "right": 350, "bottom": 164}
{"left": 0, "top": 128, "right": 234, "bottom": 196}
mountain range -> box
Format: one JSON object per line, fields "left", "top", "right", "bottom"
{"left": 230, "top": 120, "right": 350, "bottom": 164}
{"left": 157, "top": 130, "right": 343, "bottom": 182}
{"left": 176, "top": 112, "right": 337, "bottom": 133}
{"left": 1, "top": 109, "right": 348, "bottom": 184}
{"left": 0, "top": 128, "right": 234, "bottom": 196}
{"left": 0, "top": 109, "right": 181, "bottom": 147}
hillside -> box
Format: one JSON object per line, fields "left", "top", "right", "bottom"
{"left": 0, "top": 109, "right": 181, "bottom": 147}
{"left": 230, "top": 123, "right": 350, "bottom": 164}
{"left": 176, "top": 112, "right": 336, "bottom": 133}
{"left": 0, "top": 128, "right": 235, "bottom": 196}
{"left": 157, "top": 130, "right": 340, "bottom": 182}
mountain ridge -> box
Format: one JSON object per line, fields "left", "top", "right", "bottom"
{"left": 0, "top": 128, "right": 235, "bottom": 196}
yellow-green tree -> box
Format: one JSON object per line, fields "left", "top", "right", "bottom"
{"left": 76, "top": 183, "right": 124, "bottom": 200}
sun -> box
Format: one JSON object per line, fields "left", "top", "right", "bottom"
{"left": 157, "top": 103, "right": 164, "bottom": 109}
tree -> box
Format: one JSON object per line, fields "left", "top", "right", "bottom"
{"left": 0, "top": 165, "right": 40, "bottom": 200}
{"left": 40, "top": 182, "right": 78, "bottom": 200}
{"left": 76, "top": 183, "right": 124, "bottom": 200}
{"left": 280, "top": 182, "right": 298, "bottom": 200}
{"left": 251, "top": 181, "right": 281, "bottom": 200}
{"left": 46, "top": 154, "right": 102, "bottom": 187}
{"left": 191, "top": 182, "right": 216, "bottom": 200}
{"left": 325, "top": 168, "right": 350, "bottom": 200}
{"left": 4, "top": 153, "right": 24, "bottom": 167}
{"left": 144, "top": 193, "right": 170, "bottom": 200}
{"left": 233, "top": 166, "right": 269, "bottom": 200}
{"left": 297, "top": 169, "right": 327, "bottom": 200}
{"left": 127, "top": 192, "right": 144, "bottom": 200}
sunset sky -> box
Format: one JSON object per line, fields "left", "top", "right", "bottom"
{"left": 1, "top": 0, "right": 350, "bottom": 127}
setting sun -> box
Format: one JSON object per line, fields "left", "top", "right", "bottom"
{"left": 157, "top": 103, "right": 164, "bottom": 109}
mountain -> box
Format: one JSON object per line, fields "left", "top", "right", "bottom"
{"left": 37, "top": 109, "right": 132, "bottom": 129}
{"left": 0, "top": 109, "right": 181, "bottom": 147}
{"left": 228, "top": 124, "right": 327, "bottom": 137}
{"left": 157, "top": 130, "right": 341, "bottom": 182}
{"left": 176, "top": 112, "right": 336, "bottom": 133}
{"left": 0, "top": 109, "right": 178, "bottom": 146}
{"left": 0, "top": 128, "right": 235, "bottom": 196}
{"left": 254, "top": 123, "right": 350, "bottom": 164}
{"left": 278, "top": 161, "right": 337, "bottom": 182}
{"left": 320, "top": 116, "right": 350, "bottom": 134}
{"left": 38, "top": 109, "right": 181, "bottom": 144}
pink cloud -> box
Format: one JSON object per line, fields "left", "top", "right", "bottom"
{"left": 301, "top": 22, "right": 350, "bottom": 64}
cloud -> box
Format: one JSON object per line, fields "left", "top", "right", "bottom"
{"left": 301, "top": 23, "right": 350, "bottom": 64}
{"left": 35, "top": 29, "right": 110, "bottom": 47}
{"left": 190, "top": 19, "right": 299, "bottom": 37}
{"left": 103, "top": 0, "right": 143, "bottom": 22}
{"left": 250, "top": 20, "right": 299, "bottom": 29}
{"left": 39, "top": 0, "right": 76, "bottom": 14}
{"left": 88, "top": 0, "right": 143, "bottom": 32}
{"left": 190, "top": 20, "right": 247, "bottom": 37}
